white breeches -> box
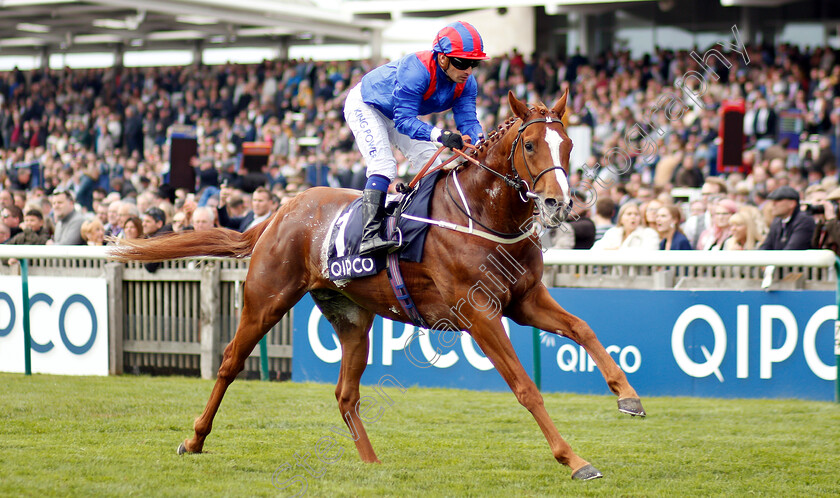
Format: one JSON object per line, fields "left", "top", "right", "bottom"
{"left": 343, "top": 83, "right": 440, "bottom": 181}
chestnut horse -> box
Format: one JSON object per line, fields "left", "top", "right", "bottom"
{"left": 111, "top": 90, "right": 644, "bottom": 480}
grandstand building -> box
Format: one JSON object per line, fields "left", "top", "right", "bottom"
{"left": 0, "top": 0, "right": 838, "bottom": 69}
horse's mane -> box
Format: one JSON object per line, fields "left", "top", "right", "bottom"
{"left": 469, "top": 102, "right": 553, "bottom": 161}
{"left": 472, "top": 116, "right": 517, "bottom": 158}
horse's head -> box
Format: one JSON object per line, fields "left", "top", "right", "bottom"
{"left": 505, "top": 89, "right": 573, "bottom": 227}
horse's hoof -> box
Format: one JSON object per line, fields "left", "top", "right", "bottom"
{"left": 571, "top": 464, "right": 603, "bottom": 480}
{"left": 177, "top": 441, "right": 200, "bottom": 455}
{"left": 617, "top": 397, "right": 646, "bottom": 417}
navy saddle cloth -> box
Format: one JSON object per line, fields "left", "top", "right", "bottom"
{"left": 327, "top": 170, "right": 442, "bottom": 281}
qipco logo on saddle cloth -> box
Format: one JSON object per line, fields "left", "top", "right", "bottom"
{"left": 328, "top": 255, "right": 378, "bottom": 280}
{"left": 326, "top": 205, "right": 382, "bottom": 281}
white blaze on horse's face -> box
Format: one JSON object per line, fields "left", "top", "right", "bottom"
{"left": 544, "top": 127, "right": 570, "bottom": 206}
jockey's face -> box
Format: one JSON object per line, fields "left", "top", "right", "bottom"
{"left": 438, "top": 53, "right": 474, "bottom": 85}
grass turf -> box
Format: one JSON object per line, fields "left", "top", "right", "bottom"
{"left": 0, "top": 373, "right": 838, "bottom": 497}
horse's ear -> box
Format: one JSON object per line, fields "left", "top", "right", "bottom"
{"left": 551, "top": 87, "right": 569, "bottom": 120}
{"left": 507, "top": 90, "right": 530, "bottom": 120}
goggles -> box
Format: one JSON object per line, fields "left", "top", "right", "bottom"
{"left": 449, "top": 57, "right": 480, "bottom": 70}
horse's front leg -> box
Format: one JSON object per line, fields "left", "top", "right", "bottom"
{"left": 508, "top": 283, "right": 645, "bottom": 417}
{"left": 466, "top": 316, "right": 602, "bottom": 480}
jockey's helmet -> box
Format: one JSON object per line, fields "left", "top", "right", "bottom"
{"left": 432, "top": 21, "right": 489, "bottom": 60}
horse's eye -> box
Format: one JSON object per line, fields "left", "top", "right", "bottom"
{"left": 524, "top": 142, "right": 534, "bottom": 152}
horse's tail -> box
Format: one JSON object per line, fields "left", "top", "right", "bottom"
{"left": 109, "top": 215, "right": 274, "bottom": 263}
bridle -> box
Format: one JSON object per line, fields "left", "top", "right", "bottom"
{"left": 444, "top": 114, "right": 569, "bottom": 236}
{"left": 505, "top": 116, "right": 568, "bottom": 201}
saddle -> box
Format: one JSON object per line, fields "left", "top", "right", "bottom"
{"left": 327, "top": 170, "right": 442, "bottom": 281}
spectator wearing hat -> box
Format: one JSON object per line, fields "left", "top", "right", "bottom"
{"left": 48, "top": 190, "right": 85, "bottom": 245}
{"left": 759, "top": 186, "right": 815, "bottom": 250}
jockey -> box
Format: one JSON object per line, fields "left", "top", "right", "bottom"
{"left": 343, "top": 20, "right": 488, "bottom": 255}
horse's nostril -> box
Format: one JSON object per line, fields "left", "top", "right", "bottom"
{"left": 544, "top": 198, "right": 557, "bottom": 208}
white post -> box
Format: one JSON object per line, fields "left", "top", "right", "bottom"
{"left": 105, "top": 263, "right": 124, "bottom": 375}
{"left": 369, "top": 28, "right": 383, "bottom": 66}
{"left": 200, "top": 263, "right": 221, "bottom": 379}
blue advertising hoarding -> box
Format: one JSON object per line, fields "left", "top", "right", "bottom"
{"left": 292, "top": 289, "right": 837, "bottom": 401}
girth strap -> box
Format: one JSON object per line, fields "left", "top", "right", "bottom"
{"left": 385, "top": 216, "right": 429, "bottom": 329}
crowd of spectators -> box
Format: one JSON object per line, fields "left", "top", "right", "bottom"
{"left": 1, "top": 38, "right": 840, "bottom": 258}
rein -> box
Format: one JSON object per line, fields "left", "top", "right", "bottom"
{"left": 407, "top": 146, "right": 460, "bottom": 190}
{"left": 444, "top": 169, "right": 531, "bottom": 238}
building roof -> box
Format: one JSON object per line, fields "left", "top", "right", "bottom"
{"left": 0, "top": 0, "right": 383, "bottom": 56}
{"left": 1, "top": 0, "right": 836, "bottom": 59}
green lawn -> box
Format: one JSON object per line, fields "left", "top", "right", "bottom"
{"left": 0, "top": 373, "right": 838, "bottom": 497}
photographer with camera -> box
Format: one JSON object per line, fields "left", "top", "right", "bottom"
{"left": 811, "top": 187, "right": 840, "bottom": 256}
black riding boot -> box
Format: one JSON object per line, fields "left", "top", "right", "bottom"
{"left": 359, "top": 189, "right": 399, "bottom": 256}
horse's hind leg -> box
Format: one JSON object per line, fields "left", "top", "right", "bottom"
{"left": 179, "top": 279, "right": 306, "bottom": 454}
{"left": 311, "top": 290, "right": 380, "bottom": 463}
{"left": 509, "top": 284, "right": 645, "bottom": 416}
